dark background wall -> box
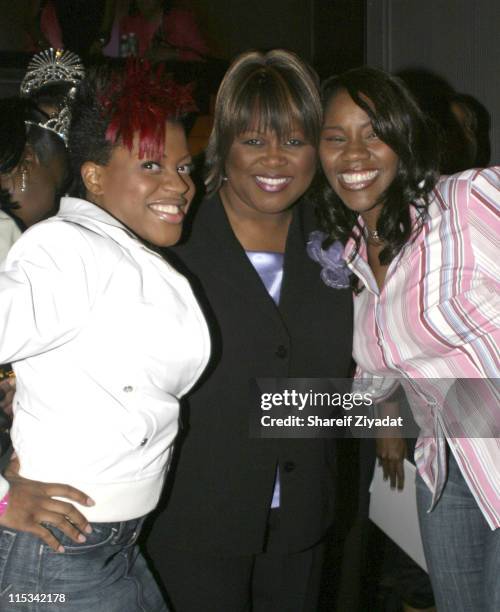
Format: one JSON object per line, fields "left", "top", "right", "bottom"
{"left": 313, "top": 0, "right": 365, "bottom": 79}
{"left": 366, "top": 0, "right": 500, "bottom": 164}
{"left": 0, "top": 1, "right": 365, "bottom": 101}
{"left": 197, "top": 0, "right": 498, "bottom": 164}
{"left": 192, "top": 0, "right": 315, "bottom": 62}
{"left": 192, "top": 0, "right": 364, "bottom": 74}
{"left": 1, "top": 1, "right": 497, "bottom": 163}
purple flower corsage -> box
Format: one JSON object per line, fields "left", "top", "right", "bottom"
{"left": 307, "top": 230, "right": 351, "bottom": 289}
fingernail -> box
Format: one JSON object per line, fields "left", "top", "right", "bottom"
{"left": 58, "top": 545, "right": 65, "bottom": 553}
{"left": 77, "top": 534, "right": 86, "bottom": 543}
{"left": 86, "top": 497, "right": 96, "bottom": 506}
{"left": 84, "top": 524, "right": 92, "bottom": 534}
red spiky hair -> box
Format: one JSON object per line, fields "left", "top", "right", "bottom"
{"left": 101, "top": 59, "right": 196, "bottom": 159}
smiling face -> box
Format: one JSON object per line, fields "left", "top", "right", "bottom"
{"left": 87, "top": 121, "right": 194, "bottom": 247}
{"left": 319, "top": 89, "right": 399, "bottom": 228}
{"left": 220, "top": 125, "right": 316, "bottom": 221}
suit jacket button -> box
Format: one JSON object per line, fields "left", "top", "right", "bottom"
{"left": 140, "top": 438, "right": 148, "bottom": 446}
{"left": 283, "top": 461, "right": 295, "bottom": 472}
{"left": 275, "top": 345, "right": 288, "bottom": 358}
{"left": 123, "top": 385, "right": 133, "bottom": 393}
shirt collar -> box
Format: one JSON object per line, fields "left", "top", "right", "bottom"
{"left": 57, "top": 197, "right": 143, "bottom": 249}
{"left": 342, "top": 204, "right": 426, "bottom": 295}
{"left": 58, "top": 197, "right": 128, "bottom": 230}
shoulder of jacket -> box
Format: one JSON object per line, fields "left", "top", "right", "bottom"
{"left": 10, "top": 217, "right": 124, "bottom": 269}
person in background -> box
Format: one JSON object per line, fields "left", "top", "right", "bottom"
{"left": 44, "top": 1, "right": 107, "bottom": 58}
{"left": 0, "top": 50, "right": 85, "bottom": 469}
{"left": 449, "top": 92, "right": 491, "bottom": 168}
{"left": 315, "top": 66, "right": 499, "bottom": 612}
{"left": 119, "top": 0, "right": 208, "bottom": 60}
{"left": 0, "top": 98, "right": 52, "bottom": 444}
{"left": 0, "top": 49, "right": 85, "bottom": 452}
{"left": 146, "top": 49, "right": 353, "bottom": 612}
{"left": 38, "top": 1, "right": 64, "bottom": 50}
{"left": 0, "top": 50, "right": 85, "bottom": 231}
{"left": 0, "top": 60, "right": 209, "bottom": 611}
{"left": 0, "top": 98, "right": 68, "bottom": 230}
{"left": 0, "top": 0, "right": 50, "bottom": 52}
{"left": 89, "top": 0, "right": 131, "bottom": 57}
{"left": 0, "top": 102, "right": 24, "bottom": 257}
{"left": 397, "top": 68, "right": 490, "bottom": 175}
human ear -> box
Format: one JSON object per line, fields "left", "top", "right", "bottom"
{"left": 81, "top": 162, "right": 105, "bottom": 199}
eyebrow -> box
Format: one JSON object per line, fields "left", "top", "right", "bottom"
{"left": 323, "top": 121, "right": 372, "bottom": 130}
{"left": 239, "top": 127, "right": 306, "bottom": 135}
{"left": 156, "top": 153, "right": 193, "bottom": 161}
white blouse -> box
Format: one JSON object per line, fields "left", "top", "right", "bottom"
{"left": 0, "top": 197, "right": 210, "bottom": 521}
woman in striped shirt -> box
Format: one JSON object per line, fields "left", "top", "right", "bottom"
{"left": 315, "top": 67, "right": 499, "bottom": 612}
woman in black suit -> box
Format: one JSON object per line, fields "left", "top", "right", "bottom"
{"left": 147, "top": 49, "right": 353, "bottom": 612}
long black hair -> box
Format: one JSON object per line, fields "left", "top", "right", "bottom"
{"left": 316, "top": 67, "right": 439, "bottom": 265}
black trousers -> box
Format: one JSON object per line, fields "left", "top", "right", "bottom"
{"left": 148, "top": 510, "right": 325, "bottom": 612}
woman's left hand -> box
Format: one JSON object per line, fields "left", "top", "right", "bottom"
{"left": 2, "top": 456, "right": 95, "bottom": 552}
{"left": 376, "top": 436, "right": 407, "bottom": 490}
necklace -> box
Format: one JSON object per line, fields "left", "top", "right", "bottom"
{"left": 365, "top": 228, "right": 383, "bottom": 244}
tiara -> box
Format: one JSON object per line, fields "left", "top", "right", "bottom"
{"left": 25, "top": 105, "right": 72, "bottom": 144}
{"left": 20, "top": 48, "right": 85, "bottom": 97}
{"left": 21, "top": 49, "right": 85, "bottom": 144}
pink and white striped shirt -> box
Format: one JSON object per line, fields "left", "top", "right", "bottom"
{"left": 345, "top": 167, "right": 500, "bottom": 529}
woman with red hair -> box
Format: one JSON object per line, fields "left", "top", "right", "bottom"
{"left": 0, "top": 61, "right": 209, "bottom": 611}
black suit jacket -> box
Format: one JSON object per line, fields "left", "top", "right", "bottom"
{"left": 147, "top": 194, "right": 353, "bottom": 557}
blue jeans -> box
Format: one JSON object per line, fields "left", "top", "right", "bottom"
{"left": 0, "top": 517, "right": 168, "bottom": 611}
{"left": 416, "top": 451, "right": 500, "bottom": 612}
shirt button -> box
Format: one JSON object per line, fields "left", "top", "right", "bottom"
{"left": 123, "top": 385, "right": 133, "bottom": 393}
{"left": 283, "top": 461, "right": 295, "bottom": 473}
{"left": 275, "top": 345, "right": 288, "bottom": 359}
{"left": 140, "top": 438, "right": 148, "bottom": 446}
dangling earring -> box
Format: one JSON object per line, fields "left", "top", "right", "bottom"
{"left": 20, "top": 166, "right": 28, "bottom": 192}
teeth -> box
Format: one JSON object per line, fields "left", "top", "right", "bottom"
{"left": 340, "top": 170, "right": 378, "bottom": 184}
{"left": 149, "top": 204, "right": 181, "bottom": 214}
{"left": 255, "top": 176, "right": 290, "bottom": 185}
